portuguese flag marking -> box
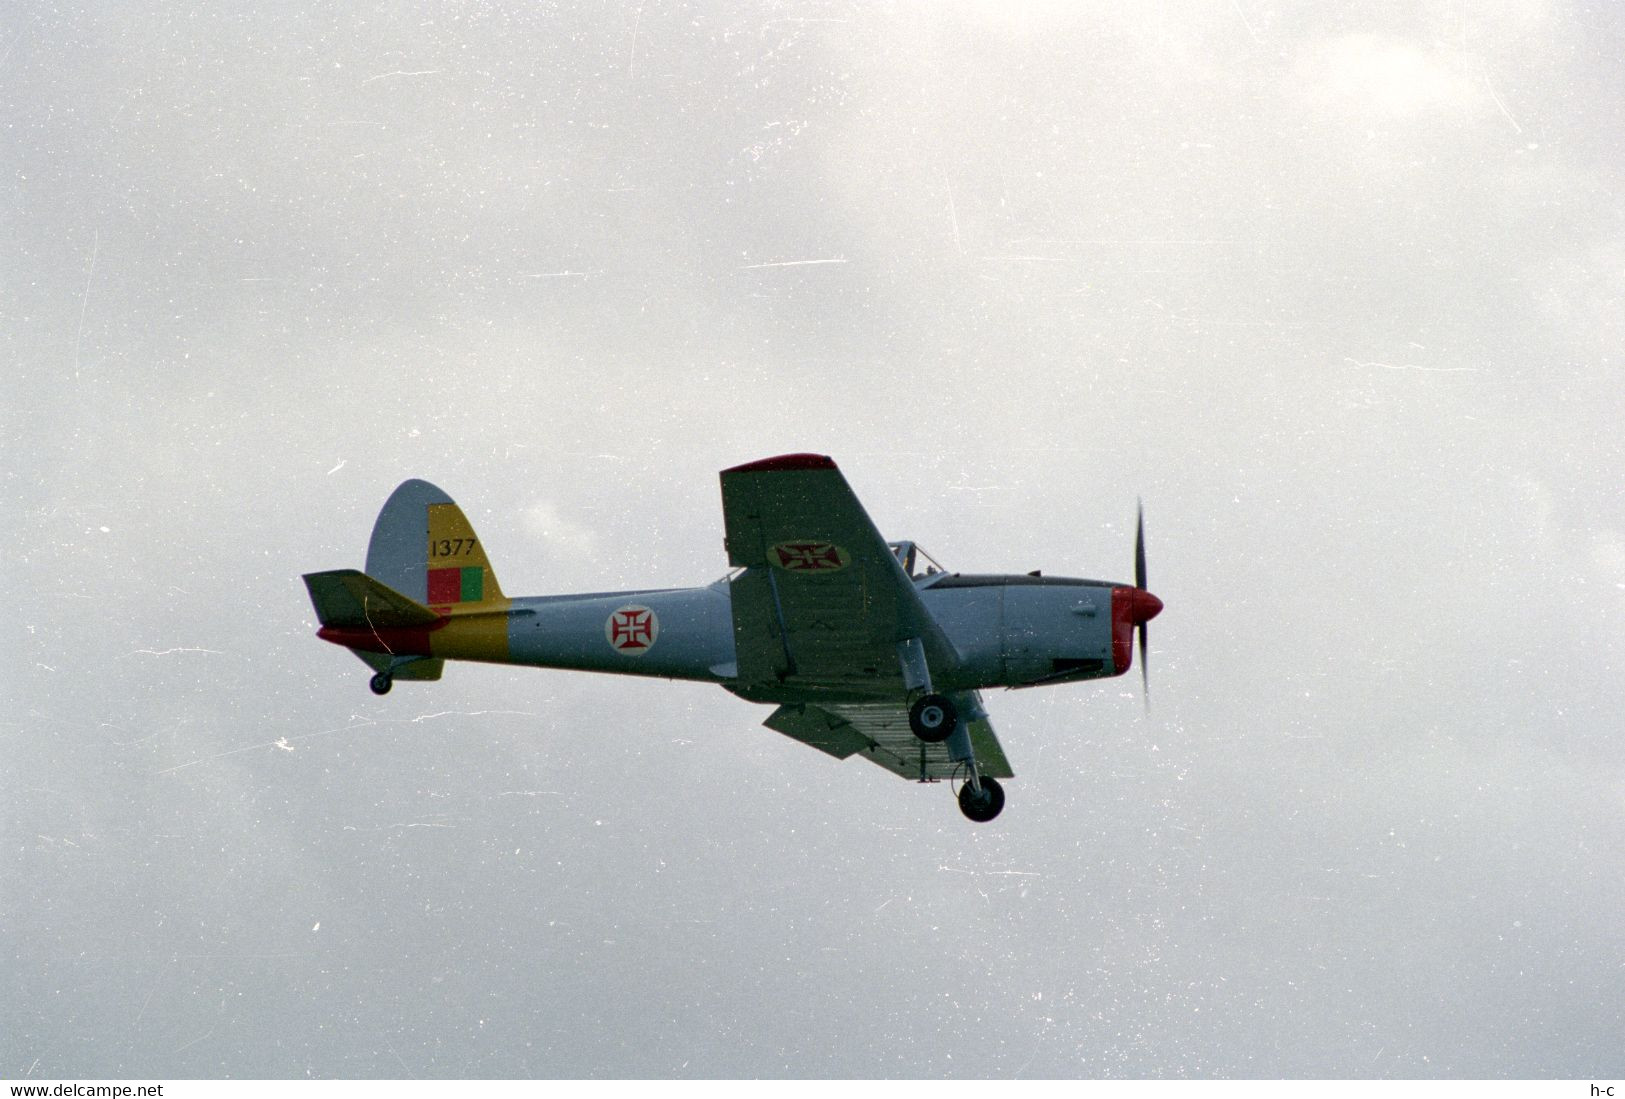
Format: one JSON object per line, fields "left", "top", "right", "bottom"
{"left": 428, "top": 566, "right": 484, "bottom": 604}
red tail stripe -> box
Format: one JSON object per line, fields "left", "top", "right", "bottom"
{"left": 317, "top": 619, "right": 445, "bottom": 656}
{"left": 722, "top": 453, "right": 837, "bottom": 474}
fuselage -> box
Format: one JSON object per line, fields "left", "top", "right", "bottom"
{"left": 324, "top": 570, "right": 1149, "bottom": 699}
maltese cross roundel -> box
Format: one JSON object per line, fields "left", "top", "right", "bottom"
{"left": 770, "top": 541, "right": 851, "bottom": 573}
{"left": 606, "top": 605, "right": 659, "bottom": 655}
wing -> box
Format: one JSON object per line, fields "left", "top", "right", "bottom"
{"left": 720, "top": 454, "right": 959, "bottom": 693}
{"left": 763, "top": 690, "right": 1013, "bottom": 781}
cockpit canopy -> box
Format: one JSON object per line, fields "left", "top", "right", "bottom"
{"left": 888, "top": 540, "right": 947, "bottom": 580}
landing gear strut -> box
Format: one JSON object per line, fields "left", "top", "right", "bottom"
{"left": 896, "top": 636, "right": 1002, "bottom": 820}
{"left": 369, "top": 672, "right": 393, "bottom": 696}
{"left": 958, "top": 775, "right": 1005, "bottom": 823}
{"left": 898, "top": 638, "right": 956, "bottom": 743}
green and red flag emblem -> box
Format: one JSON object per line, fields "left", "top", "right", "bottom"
{"left": 427, "top": 566, "right": 484, "bottom": 604}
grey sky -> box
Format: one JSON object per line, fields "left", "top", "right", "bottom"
{"left": 6, "top": 0, "right": 1624, "bottom": 1079}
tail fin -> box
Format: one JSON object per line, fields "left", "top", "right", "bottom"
{"left": 302, "top": 479, "right": 505, "bottom": 686}
{"left": 365, "top": 479, "right": 509, "bottom": 613}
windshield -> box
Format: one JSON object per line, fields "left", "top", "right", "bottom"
{"left": 888, "top": 541, "right": 947, "bottom": 580}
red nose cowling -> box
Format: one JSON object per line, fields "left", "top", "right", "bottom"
{"left": 1109, "top": 586, "right": 1163, "bottom": 675}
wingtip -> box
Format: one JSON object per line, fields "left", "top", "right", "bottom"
{"left": 722, "top": 453, "right": 837, "bottom": 474}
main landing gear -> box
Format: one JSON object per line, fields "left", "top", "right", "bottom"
{"left": 958, "top": 775, "right": 1005, "bottom": 823}
{"left": 908, "top": 692, "right": 957, "bottom": 743}
{"left": 911, "top": 694, "right": 1006, "bottom": 821}
{"left": 896, "top": 638, "right": 1005, "bottom": 822}
{"left": 369, "top": 672, "right": 393, "bottom": 695}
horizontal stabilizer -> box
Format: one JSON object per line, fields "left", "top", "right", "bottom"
{"left": 302, "top": 569, "right": 441, "bottom": 629}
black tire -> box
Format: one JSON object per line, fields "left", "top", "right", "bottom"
{"left": 908, "top": 693, "right": 957, "bottom": 743}
{"left": 958, "top": 776, "right": 1005, "bottom": 823}
{"left": 369, "top": 672, "right": 393, "bottom": 696}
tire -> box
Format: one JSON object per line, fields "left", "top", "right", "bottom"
{"left": 958, "top": 776, "right": 1005, "bottom": 823}
{"left": 369, "top": 672, "right": 393, "bottom": 696}
{"left": 908, "top": 693, "right": 957, "bottom": 743}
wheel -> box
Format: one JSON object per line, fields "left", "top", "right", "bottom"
{"left": 958, "top": 776, "right": 1005, "bottom": 823}
{"left": 908, "top": 693, "right": 957, "bottom": 742}
{"left": 369, "top": 672, "right": 393, "bottom": 696}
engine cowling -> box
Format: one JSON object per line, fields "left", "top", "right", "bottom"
{"left": 1109, "top": 586, "right": 1163, "bottom": 675}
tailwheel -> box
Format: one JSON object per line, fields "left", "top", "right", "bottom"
{"left": 369, "top": 672, "right": 393, "bottom": 696}
{"left": 958, "top": 776, "right": 1005, "bottom": 823}
{"left": 908, "top": 693, "right": 957, "bottom": 743}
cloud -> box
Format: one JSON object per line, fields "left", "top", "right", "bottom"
{"left": 1297, "top": 34, "right": 1477, "bottom": 116}
{"left": 8, "top": 0, "right": 1625, "bottom": 1079}
{"left": 519, "top": 498, "right": 603, "bottom": 564}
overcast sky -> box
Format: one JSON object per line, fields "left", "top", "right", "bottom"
{"left": 6, "top": 0, "right": 1624, "bottom": 1079}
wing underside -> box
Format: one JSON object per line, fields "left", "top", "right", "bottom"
{"left": 763, "top": 693, "right": 1013, "bottom": 782}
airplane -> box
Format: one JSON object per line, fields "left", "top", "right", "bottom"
{"left": 301, "top": 454, "right": 1162, "bottom": 822}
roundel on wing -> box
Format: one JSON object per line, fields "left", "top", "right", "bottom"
{"left": 605, "top": 605, "right": 659, "bottom": 655}
{"left": 769, "top": 541, "right": 851, "bottom": 573}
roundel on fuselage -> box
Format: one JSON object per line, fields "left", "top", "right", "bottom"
{"left": 605, "top": 605, "right": 659, "bottom": 655}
